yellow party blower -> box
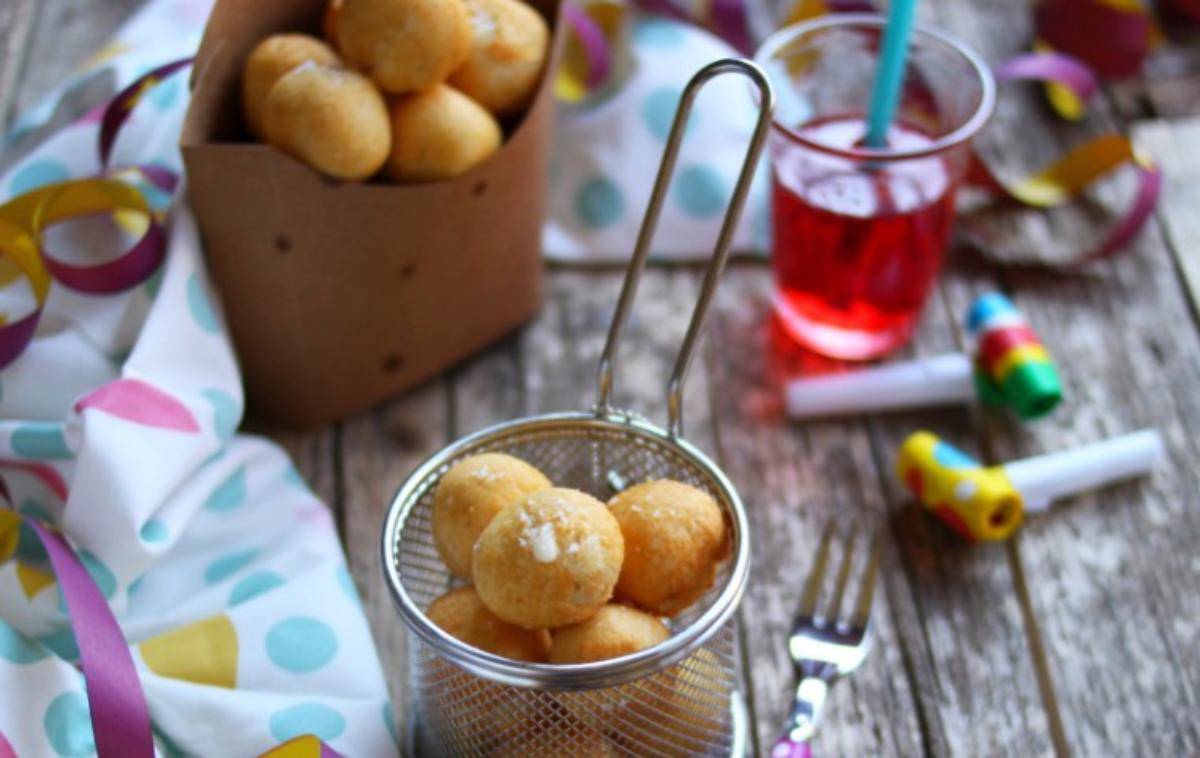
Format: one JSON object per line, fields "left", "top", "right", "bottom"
{"left": 895, "top": 429, "right": 1164, "bottom": 541}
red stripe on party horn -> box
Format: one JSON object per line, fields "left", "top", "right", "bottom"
{"left": 978, "top": 325, "right": 1042, "bottom": 368}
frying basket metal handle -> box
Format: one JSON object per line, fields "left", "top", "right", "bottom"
{"left": 594, "top": 58, "right": 775, "bottom": 437}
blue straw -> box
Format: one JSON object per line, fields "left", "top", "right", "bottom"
{"left": 864, "top": 0, "right": 919, "bottom": 148}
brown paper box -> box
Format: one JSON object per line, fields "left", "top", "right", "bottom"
{"left": 181, "top": 0, "right": 562, "bottom": 428}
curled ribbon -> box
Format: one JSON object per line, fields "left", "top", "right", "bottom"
{"left": 0, "top": 57, "right": 190, "bottom": 372}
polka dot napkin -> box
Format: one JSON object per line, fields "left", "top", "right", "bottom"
{"left": 544, "top": 15, "right": 772, "bottom": 261}
{"left": 0, "top": 3, "right": 396, "bottom": 750}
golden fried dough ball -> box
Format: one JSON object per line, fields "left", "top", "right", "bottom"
{"left": 549, "top": 604, "right": 668, "bottom": 663}
{"left": 385, "top": 84, "right": 502, "bottom": 182}
{"left": 337, "top": 0, "right": 472, "bottom": 93}
{"left": 241, "top": 34, "right": 340, "bottom": 137}
{"left": 432, "top": 453, "right": 551, "bottom": 579}
{"left": 608, "top": 480, "right": 729, "bottom": 617}
{"left": 322, "top": 0, "right": 344, "bottom": 46}
{"left": 449, "top": 0, "right": 549, "bottom": 117}
{"left": 473, "top": 488, "right": 624, "bottom": 629}
{"left": 261, "top": 63, "right": 391, "bottom": 180}
{"left": 426, "top": 586, "right": 551, "bottom": 661}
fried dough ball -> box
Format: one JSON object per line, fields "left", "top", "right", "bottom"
{"left": 449, "top": 0, "right": 549, "bottom": 117}
{"left": 473, "top": 488, "right": 624, "bottom": 629}
{"left": 336, "top": 0, "right": 472, "bottom": 93}
{"left": 549, "top": 604, "right": 668, "bottom": 663}
{"left": 241, "top": 34, "right": 340, "bottom": 136}
{"left": 432, "top": 453, "right": 551, "bottom": 578}
{"left": 608, "top": 480, "right": 729, "bottom": 617}
{"left": 322, "top": 0, "right": 344, "bottom": 46}
{"left": 385, "top": 84, "right": 502, "bottom": 182}
{"left": 261, "top": 63, "right": 391, "bottom": 180}
{"left": 426, "top": 586, "right": 551, "bottom": 661}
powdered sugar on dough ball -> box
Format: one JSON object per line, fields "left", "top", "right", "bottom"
{"left": 432, "top": 453, "right": 551, "bottom": 578}
{"left": 608, "top": 480, "right": 729, "bottom": 617}
{"left": 473, "top": 488, "right": 624, "bottom": 629}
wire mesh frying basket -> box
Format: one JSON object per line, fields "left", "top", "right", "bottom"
{"left": 381, "top": 58, "right": 774, "bottom": 757}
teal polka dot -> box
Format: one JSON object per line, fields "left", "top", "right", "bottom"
{"left": 575, "top": 177, "right": 624, "bottom": 230}
{"left": 140, "top": 520, "right": 169, "bottom": 543}
{"left": 284, "top": 465, "right": 309, "bottom": 492}
{"left": 205, "top": 466, "right": 247, "bottom": 512}
{"left": 11, "top": 423, "right": 71, "bottom": 458}
{"left": 383, "top": 701, "right": 398, "bottom": 745}
{"left": 19, "top": 499, "right": 52, "bottom": 523}
{"left": 0, "top": 619, "right": 48, "bottom": 664}
{"left": 15, "top": 520, "right": 48, "bottom": 564}
{"left": 229, "top": 570, "right": 285, "bottom": 606}
{"left": 43, "top": 692, "right": 94, "bottom": 756}
{"left": 9, "top": 159, "right": 70, "bottom": 195}
{"left": 673, "top": 164, "right": 728, "bottom": 218}
{"left": 148, "top": 76, "right": 182, "bottom": 111}
{"left": 202, "top": 389, "right": 240, "bottom": 440}
{"left": 128, "top": 575, "right": 146, "bottom": 597}
{"left": 336, "top": 566, "right": 361, "bottom": 607}
{"left": 38, "top": 627, "right": 79, "bottom": 661}
{"left": 59, "top": 552, "right": 116, "bottom": 612}
{"left": 187, "top": 274, "right": 220, "bottom": 335}
{"left": 266, "top": 617, "right": 338, "bottom": 673}
{"left": 143, "top": 266, "right": 165, "bottom": 299}
{"left": 632, "top": 18, "right": 686, "bottom": 48}
{"left": 204, "top": 549, "right": 258, "bottom": 584}
{"left": 642, "top": 87, "right": 697, "bottom": 141}
{"left": 269, "top": 702, "right": 346, "bottom": 742}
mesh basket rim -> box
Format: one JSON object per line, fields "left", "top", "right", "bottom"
{"left": 380, "top": 409, "right": 751, "bottom": 690}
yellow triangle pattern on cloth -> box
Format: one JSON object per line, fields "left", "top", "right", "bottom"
{"left": 16, "top": 563, "right": 55, "bottom": 598}
{"left": 140, "top": 614, "right": 239, "bottom": 689}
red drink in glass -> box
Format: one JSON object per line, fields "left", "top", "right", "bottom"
{"left": 754, "top": 16, "right": 994, "bottom": 359}
{"left": 771, "top": 116, "right": 957, "bottom": 358}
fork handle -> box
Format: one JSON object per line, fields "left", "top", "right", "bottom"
{"left": 771, "top": 737, "right": 813, "bottom": 758}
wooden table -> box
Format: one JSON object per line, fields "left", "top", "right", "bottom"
{"left": 4, "top": 0, "right": 1199, "bottom": 754}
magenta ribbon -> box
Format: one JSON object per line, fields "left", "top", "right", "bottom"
{"left": 26, "top": 518, "right": 155, "bottom": 757}
{"left": 992, "top": 51, "right": 1099, "bottom": 103}
{"left": 563, "top": 2, "right": 614, "bottom": 90}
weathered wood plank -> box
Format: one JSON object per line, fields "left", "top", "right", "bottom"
{"left": 339, "top": 384, "right": 449, "bottom": 733}
{"left": 1134, "top": 116, "right": 1200, "bottom": 319}
{"left": 928, "top": 1, "right": 1200, "bottom": 753}
{"left": 0, "top": 0, "right": 38, "bottom": 129}
{"left": 939, "top": 232, "right": 1200, "bottom": 755}
{"left": 707, "top": 265, "right": 1058, "bottom": 757}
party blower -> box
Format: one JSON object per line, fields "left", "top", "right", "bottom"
{"left": 785, "top": 293, "right": 1063, "bottom": 421}
{"left": 895, "top": 429, "right": 1165, "bottom": 541}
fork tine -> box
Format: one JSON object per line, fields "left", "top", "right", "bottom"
{"left": 849, "top": 528, "right": 883, "bottom": 629}
{"left": 798, "top": 519, "right": 836, "bottom": 618}
{"left": 823, "top": 523, "right": 858, "bottom": 622}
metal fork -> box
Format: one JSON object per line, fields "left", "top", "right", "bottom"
{"left": 771, "top": 520, "right": 883, "bottom": 758}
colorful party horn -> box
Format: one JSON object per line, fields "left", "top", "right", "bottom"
{"left": 895, "top": 428, "right": 1164, "bottom": 542}
{"left": 784, "top": 293, "right": 1063, "bottom": 420}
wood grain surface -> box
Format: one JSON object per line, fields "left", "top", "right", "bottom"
{"left": 3, "top": 0, "right": 1199, "bottom": 755}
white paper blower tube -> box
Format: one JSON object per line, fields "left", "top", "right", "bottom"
{"left": 1003, "top": 429, "right": 1165, "bottom": 513}
{"left": 784, "top": 353, "right": 976, "bottom": 419}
